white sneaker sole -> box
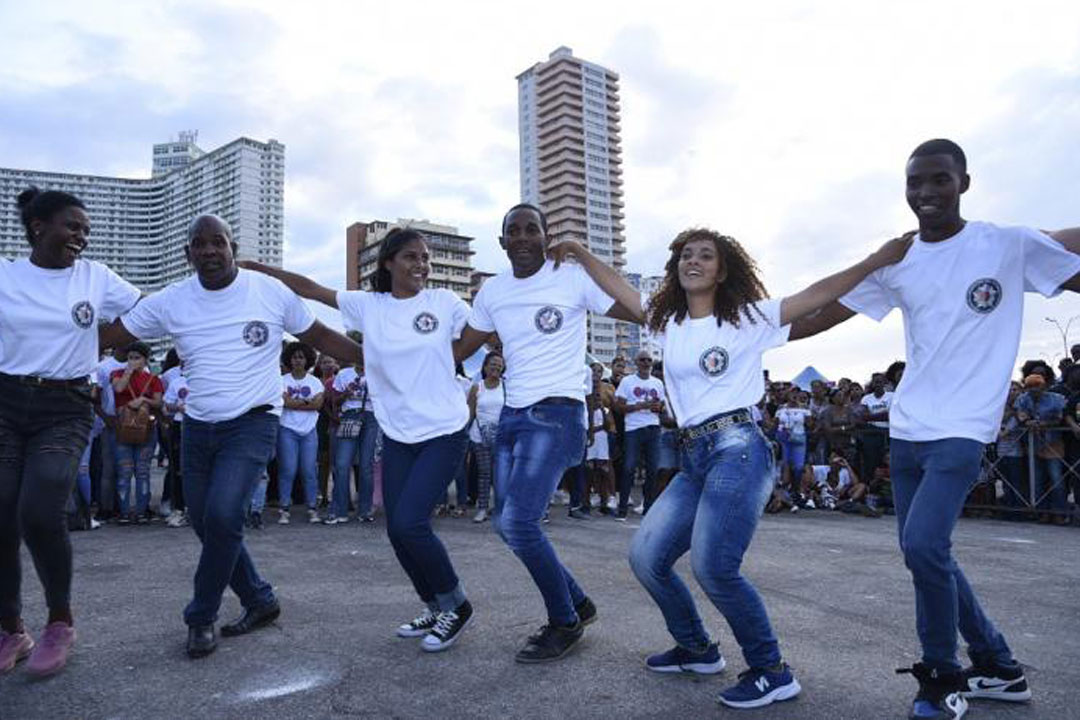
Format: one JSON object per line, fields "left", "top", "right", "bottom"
{"left": 420, "top": 613, "right": 473, "bottom": 653}
{"left": 962, "top": 683, "right": 1031, "bottom": 702}
{"left": 647, "top": 655, "right": 726, "bottom": 675}
{"left": 718, "top": 678, "right": 801, "bottom": 709}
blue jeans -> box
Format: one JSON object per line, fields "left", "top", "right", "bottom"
{"left": 891, "top": 438, "right": 1013, "bottom": 671}
{"left": 182, "top": 410, "right": 278, "bottom": 626}
{"left": 1032, "top": 456, "right": 1066, "bottom": 513}
{"left": 778, "top": 435, "right": 807, "bottom": 479}
{"left": 629, "top": 417, "right": 780, "bottom": 667}
{"left": 382, "top": 429, "right": 468, "bottom": 612}
{"left": 277, "top": 426, "right": 318, "bottom": 509}
{"left": 331, "top": 411, "right": 378, "bottom": 518}
{"left": 493, "top": 401, "right": 588, "bottom": 626}
{"left": 115, "top": 430, "right": 156, "bottom": 515}
{"left": 621, "top": 425, "right": 661, "bottom": 512}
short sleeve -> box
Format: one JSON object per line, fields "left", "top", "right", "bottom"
{"left": 614, "top": 376, "right": 631, "bottom": 401}
{"left": 308, "top": 376, "right": 324, "bottom": 395}
{"left": 1019, "top": 228, "right": 1080, "bottom": 298}
{"left": 120, "top": 292, "right": 169, "bottom": 340}
{"left": 281, "top": 287, "right": 316, "bottom": 336}
{"left": 467, "top": 284, "right": 496, "bottom": 333}
{"left": 332, "top": 370, "right": 350, "bottom": 393}
{"left": 753, "top": 299, "right": 790, "bottom": 350}
{"left": 839, "top": 270, "right": 897, "bottom": 322}
{"left": 576, "top": 265, "right": 617, "bottom": 315}
{"left": 97, "top": 263, "right": 141, "bottom": 321}
{"left": 337, "top": 290, "right": 369, "bottom": 333}
{"left": 163, "top": 382, "right": 179, "bottom": 405}
{"left": 444, "top": 290, "right": 470, "bottom": 338}
{"left": 150, "top": 375, "right": 164, "bottom": 394}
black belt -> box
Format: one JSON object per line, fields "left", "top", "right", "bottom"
{"left": 678, "top": 408, "right": 753, "bottom": 446}
{"left": 245, "top": 404, "right": 274, "bottom": 416}
{"left": 0, "top": 372, "right": 90, "bottom": 389}
{"left": 536, "top": 396, "right": 583, "bottom": 407}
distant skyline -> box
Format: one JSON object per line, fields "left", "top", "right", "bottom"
{"left": 1, "top": 1, "right": 1078, "bottom": 380}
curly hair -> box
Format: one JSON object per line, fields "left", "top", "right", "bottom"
{"left": 281, "top": 341, "right": 316, "bottom": 370}
{"left": 645, "top": 228, "right": 770, "bottom": 333}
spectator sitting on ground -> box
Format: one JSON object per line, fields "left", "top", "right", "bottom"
{"left": 868, "top": 452, "right": 893, "bottom": 515}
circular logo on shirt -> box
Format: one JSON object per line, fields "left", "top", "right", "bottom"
{"left": 242, "top": 321, "right": 270, "bottom": 347}
{"left": 534, "top": 306, "right": 564, "bottom": 334}
{"left": 71, "top": 301, "right": 95, "bottom": 329}
{"left": 699, "top": 346, "right": 730, "bottom": 377}
{"left": 298, "top": 385, "right": 311, "bottom": 398}
{"left": 413, "top": 312, "right": 439, "bottom": 334}
{"left": 966, "top": 278, "right": 1002, "bottom": 314}
{"left": 178, "top": 387, "right": 189, "bottom": 400}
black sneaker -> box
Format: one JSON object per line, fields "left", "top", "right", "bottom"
{"left": 575, "top": 596, "right": 597, "bottom": 627}
{"left": 515, "top": 621, "right": 584, "bottom": 664}
{"left": 421, "top": 601, "right": 473, "bottom": 653}
{"left": 615, "top": 509, "right": 628, "bottom": 522}
{"left": 897, "top": 663, "right": 968, "bottom": 719}
{"left": 960, "top": 657, "right": 1031, "bottom": 702}
{"left": 397, "top": 608, "right": 439, "bottom": 638}
{"left": 250, "top": 511, "right": 264, "bottom": 530}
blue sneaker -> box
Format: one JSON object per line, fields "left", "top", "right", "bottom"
{"left": 645, "top": 643, "right": 725, "bottom": 674}
{"left": 898, "top": 663, "right": 968, "bottom": 719}
{"left": 718, "top": 664, "right": 801, "bottom": 709}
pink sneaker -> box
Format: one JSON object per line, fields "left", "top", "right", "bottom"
{"left": 25, "top": 622, "right": 76, "bottom": 677}
{"left": 0, "top": 630, "right": 34, "bottom": 673}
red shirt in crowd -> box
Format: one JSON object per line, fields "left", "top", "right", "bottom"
{"left": 110, "top": 369, "right": 163, "bottom": 409}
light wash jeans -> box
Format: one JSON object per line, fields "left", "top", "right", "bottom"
{"left": 277, "top": 426, "right": 318, "bottom": 509}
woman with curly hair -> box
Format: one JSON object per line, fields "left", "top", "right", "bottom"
{"left": 276, "top": 341, "right": 323, "bottom": 525}
{"left": 628, "top": 227, "right": 910, "bottom": 709}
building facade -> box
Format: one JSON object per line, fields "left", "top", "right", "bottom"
{"left": 0, "top": 132, "right": 285, "bottom": 292}
{"left": 517, "top": 46, "right": 627, "bottom": 363}
{"left": 345, "top": 218, "right": 474, "bottom": 300}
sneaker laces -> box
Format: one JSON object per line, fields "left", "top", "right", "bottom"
{"left": 409, "top": 609, "right": 437, "bottom": 629}
{"left": 430, "top": 611, "right": 460, "bottom": 639}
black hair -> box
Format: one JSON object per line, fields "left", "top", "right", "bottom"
{"left": 16, "top": 187, "right": 86, "bottom": 244}
{"left": 501, "top": 203, "right": 548, "bottom": 236}
{"left": 281, "top": 341, "right": 316, "bottom": 370}
{"left": 884, "top": 360, "right": 906, "bottom": 386}
{"left": 909, "top": 139, "right": 967, "bottom": 173}
{"left": 1064, "top": 363, "right": 1080, "bottom": 386}
{"left": 480, "top": 352, "right": 504, "bottom": 379}
{"left": 374, "top": 228, "right": 426, "bottom": 293}
{"left": 1020, "top": 358, "right": 1054, "bottom": 382}
{"left": 125, "top": 341, "right": 152, "bottom": 360}
{"left": 162, "top": 348, "right": 181, "bottom": 372}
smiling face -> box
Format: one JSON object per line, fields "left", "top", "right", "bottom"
{"left": 905, "top": 154, "right": 969, "bottom": 237}
{"left": 30, "top": 205, "right": 91, "bottom": 269}
{"left": 501, "top": 206, "right": 548, "bottom": 277}
{"left": 484, "top": 354, "right": 505, "bottom": 379}
{"left": 384, "top": 238, "right": 430, "bottom": 296}
{"left": 677, "top": 237, "right": 725, "bottom": 294}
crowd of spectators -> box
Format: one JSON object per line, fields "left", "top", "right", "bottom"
{"left": 69, "top": 340, "right": 1080, "bottom": 532}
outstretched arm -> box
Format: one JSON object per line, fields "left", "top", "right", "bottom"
{"left": 453, "top": 325, "right": 494, "bottom": 364}
{"left": 1048, "top": 228, "right": 1080, "bottom": 292}
{"left": 238, "top": 260, "right": 339, "bottom": 308}
{"left": 779, "top": 233, "right": 913, "bottom": 328}
{"left": 788, "top": 301, "right": 857, "bottom": 340}
{"left": 296, "top": 321, "right": 361, "bottom": 366}
{"left": 547, "top": 240, "right": 645, "bottom": 324}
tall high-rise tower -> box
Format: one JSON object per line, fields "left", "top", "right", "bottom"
{"left": 517, "top": 46, "right": 627, "bottom": 362}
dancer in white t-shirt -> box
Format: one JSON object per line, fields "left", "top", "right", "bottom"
{"left": 793, "top": 139, "right": 1080, "bottom": 719}
{"left": 628, "top": 226, "right": 911, "bottom": 710}
{"left": 102, "top": 214, "right": 360, "bottom": 660}
{"left": 0, "top": 188, "right": 140, "bottom": 677}
{"left": 452, "top": 203, "right": 646, "bottom": 664}
{"left": 240, "top": 227, "right": 475, "bottom": 653}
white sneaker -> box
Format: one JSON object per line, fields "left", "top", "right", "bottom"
{"left": 805, "top": 499, "right": 816, "bottom": 510}
{"left": 472, "top": 509, "right": 488, "bottom": 523}
{"left": 790, "top": 505, "right": 800, "bottom": 514}
{"left": 165, "top": 511, "right": 183, "bottom": 528}
{"left": 307, "top": 508, "right": 320, "bottom": 524}
{"left": 89, "top": 517, "right": 103, "bottom": 530}
{"left": 278, "top": 510, "right": 291, "bottom": 525}
{"left": 160, "top": 500, "right": 172, "bottom": 517}
{"left": 323, "top": 515, "right": 346, "bottom": 525}
{"left": 606, "top": 497, "right": 618, "bottom": 511}
{"left": 633, "top": 504, "right": 645, "bottom": 515}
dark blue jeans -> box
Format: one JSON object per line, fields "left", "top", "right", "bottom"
{"left": 891, "top": 438, "right": 1013, "bottom": 671}
{"left": 182, "top": 410, "right": 278, "bottom": 627}
{"left": 0, "top": 375, "right": 93, "bottom": 621}
{"left": 382, "top": 428, "right": 468, "bottom": 612}
{"left": 332, "top": 410, "right": 378, "bottom": 518}
{"left": 621, "top": 425, "right": 661, "bottom": 512}
{"left": 629, "top": 418, "right": 780, "bottom": 667}
{"left": 493, "top": 401, "right": 587, "bottom": 626}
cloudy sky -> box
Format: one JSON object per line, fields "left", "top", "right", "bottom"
{"left": 2, "top": 0, "right": 1079, "bottom": 381}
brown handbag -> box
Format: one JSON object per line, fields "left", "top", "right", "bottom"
{"left": 116, "top": 374, "right": 155, "bottom": 446}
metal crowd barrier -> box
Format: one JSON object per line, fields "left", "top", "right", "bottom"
{"left": 971, "top": 425, "right": 1079, "bottom": 519}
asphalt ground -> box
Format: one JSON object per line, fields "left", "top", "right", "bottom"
{"left": 2, "top": 495, "right": 1078, "bottom": 720}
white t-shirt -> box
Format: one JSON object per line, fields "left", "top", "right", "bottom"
{"left": 0, "top": 258, "right": 140, "bottom": 379}
{"left": 160, "top": 365, "right": 183, "bottom": 393}
{"left": 163, "top": 374, "right": 190, "bottom": 422}
{"left": 841, "top": 222, "right": 1080, "bottom": 443}
{"left": 615, "top": 374, "right": 665, "bottom": 433}
{"left": 280, "top": 372, "right": 324, "bottom": 435}
{"left": 120, "top": 269, "right": 315, "bottom": 423}
{"left": 333, "top": 367, "right": 373, "bottom": 413}
{"left": 470, "top": 379, "right": 506, "bottom": 443}
{"left": 776, "top": 406, "right": 812, "bottom": 440}
{"left": 95, "top": 355, "right": 125, "bottom": 416}
{"left": 810, "top": 465, "right": 852, "bottom": 490}
{"left": 337, "top": 288, "right": 469, "bottom": 443}
{"left": 468, "top": 261, "right": 615, "bottom": 408}
{"left": 661, "top": 299, "right": 790, "bottom": 428}
{"left": 860, "top": 391, "right": 893, "bottom": 429}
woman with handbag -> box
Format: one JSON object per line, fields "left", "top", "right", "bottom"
{"left": 327, "top": 355, "right": 377, "bottom": 525}
{"left": 110, "top": 341, "right": 163, "bottom": 524}
{"left": 0, "top": 187, "right": 140, "bottom": 677}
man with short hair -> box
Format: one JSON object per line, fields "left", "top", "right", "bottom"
{"left": 793, "top": 139, "right": 1080, "bottom": 719}
{"left": 857, "top": 373, "right": 893, "bottom": 484}
{"left": 614, "top": 351, "right": 666, "bottom": 519}
{"left": 102, "top": 215, "right": 360, "bottom": 659}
